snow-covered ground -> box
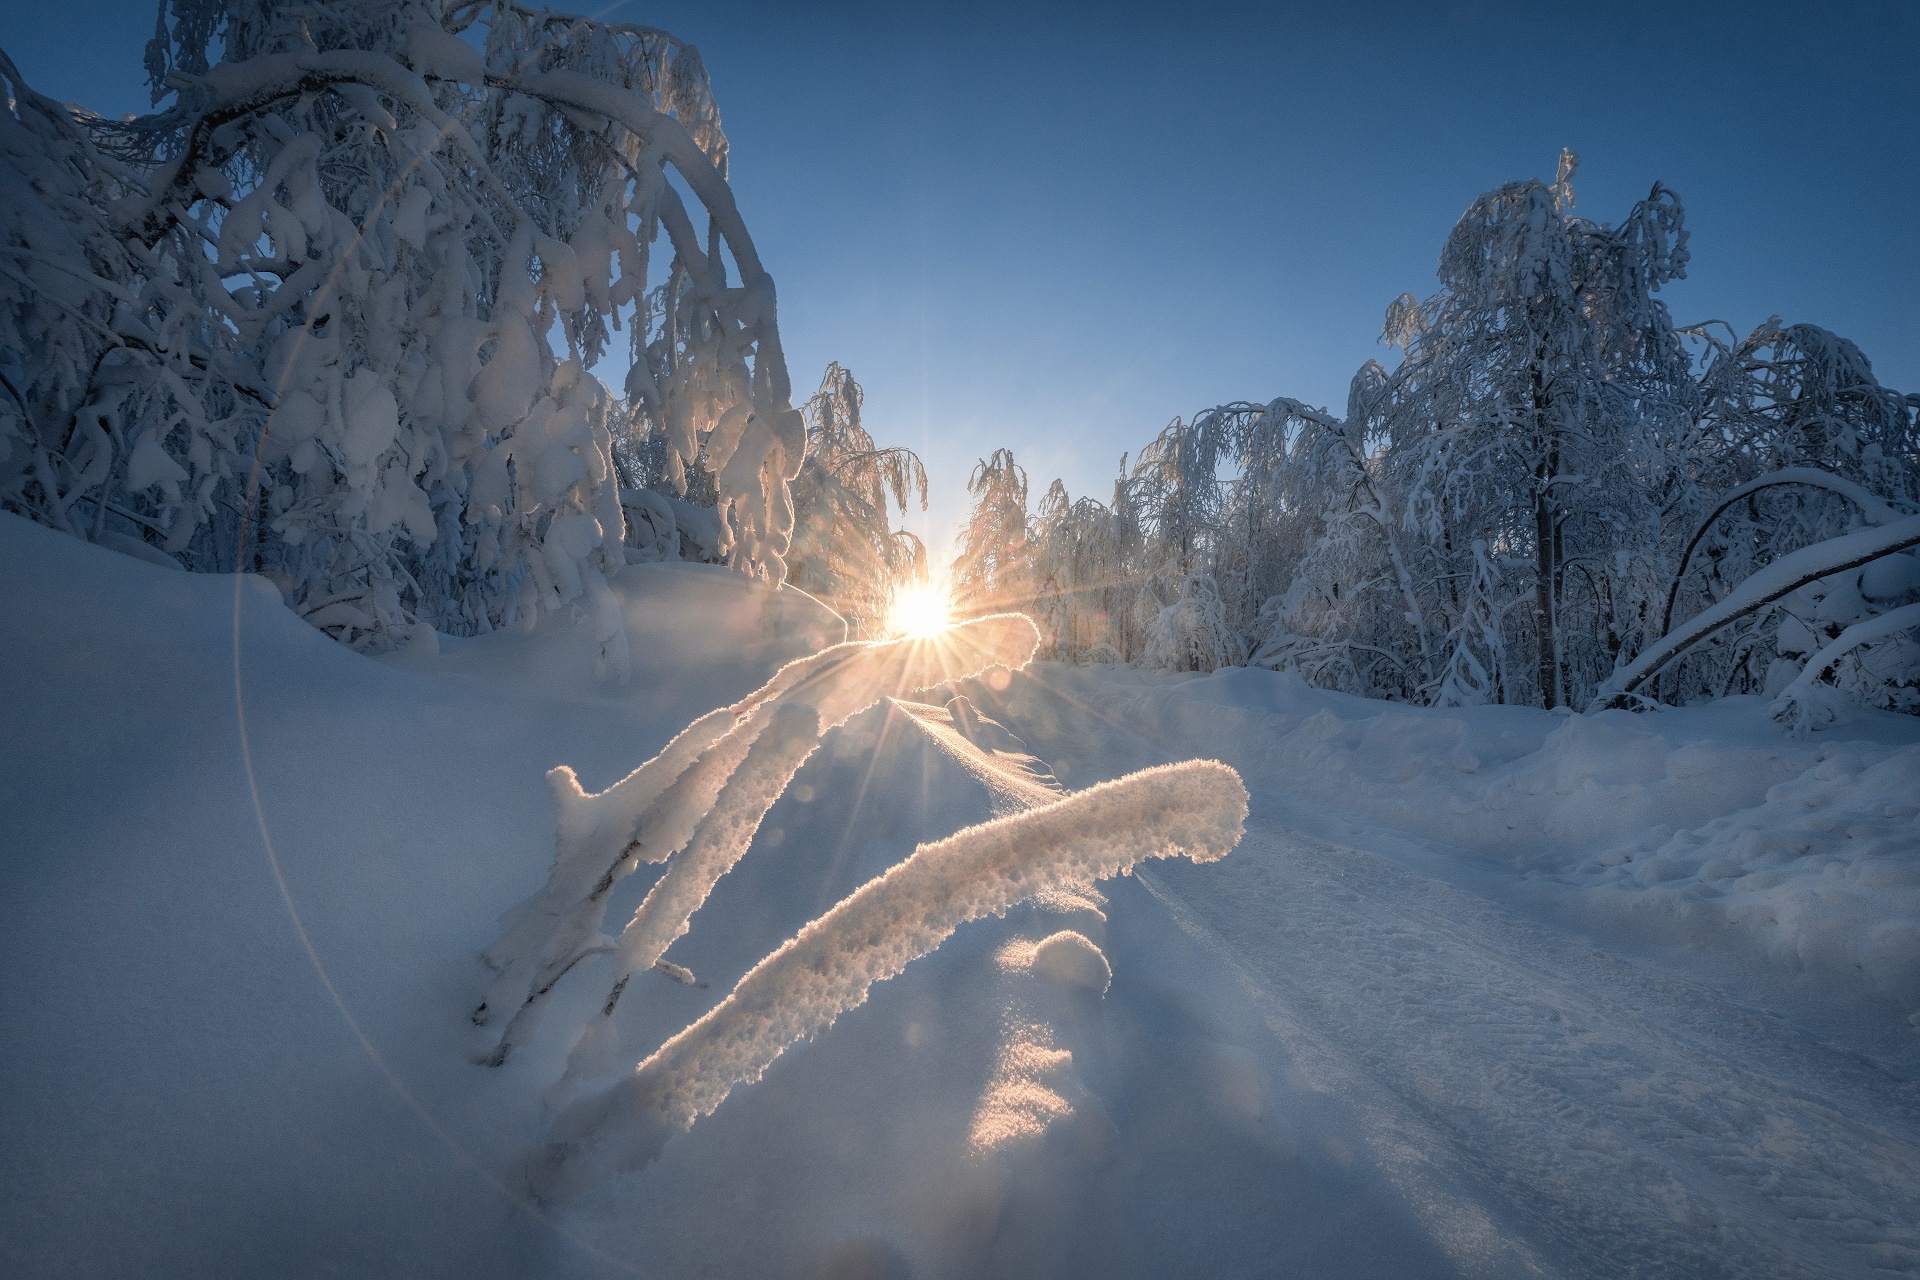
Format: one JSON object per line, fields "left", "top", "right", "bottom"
{"left": 4, "top": 509, "right": 1918, "bottom": 1278}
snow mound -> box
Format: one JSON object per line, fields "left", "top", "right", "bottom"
{"left": 1004, "top": 930, "right": 1113, "bottom": 993}
{"left": 1589, "top": 742, "right": 1920, "bottom": 1002}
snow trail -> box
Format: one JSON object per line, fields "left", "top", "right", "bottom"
{"left": 1136, "top": 822, "right": 1920, "bottom": 1277}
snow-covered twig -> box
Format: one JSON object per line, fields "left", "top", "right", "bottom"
{"left": 475, "top": 614, "right": 1041, "bottom": 1064}
{"left": 533, "top": 759, "right": 1248, "bottom": 1193}
{"left": 1771, "top": 601, "right": 1920, "bottom": 733}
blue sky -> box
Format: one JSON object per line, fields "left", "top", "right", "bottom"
{"left": 6, "top": 1, "right": 1916, "bottom": 554}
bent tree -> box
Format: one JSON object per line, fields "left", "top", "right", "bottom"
{"left": 1, "top": 0, "right": 803, "bottom": 655}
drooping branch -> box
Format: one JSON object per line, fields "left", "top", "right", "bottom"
{"left": 1601, "top": 514, "right": 1920, "bottom": 706}
{"left": 535, "top": 759, "right": 1248, "bottom": 1193}
{"left": 1659, "top": 467, "right": 1904, "bottom": 635}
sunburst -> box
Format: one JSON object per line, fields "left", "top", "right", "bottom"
{"left": 886, "top": 583, "right": 953, "bottom": 638}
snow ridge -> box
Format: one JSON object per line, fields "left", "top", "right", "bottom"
{"left": 535, "top": 759, "right": 1248, "bottom": 1190}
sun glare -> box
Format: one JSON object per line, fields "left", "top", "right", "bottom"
{"left": 887, "top": 584, "right": 953, "bottom": 637}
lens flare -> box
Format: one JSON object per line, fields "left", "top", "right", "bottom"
{"left": 887, "top": 584, "right": 952, "bottom": 637}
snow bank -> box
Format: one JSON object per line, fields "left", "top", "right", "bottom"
{"left": 975, "top": 662, "right": 1920, "bottom": 1013}
{"left": 1589, "top": 742, "right": 1920, "bottom": 1003}
{"left": 0, "top": 512, "right": 839, "bottom": 1277}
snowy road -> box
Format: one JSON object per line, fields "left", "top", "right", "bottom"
{"left": 980, "top": 667, "right": 1920, "bottom": 1278}
{"left": 1137, "top": 825, "right": 1920, "bottom": 1278}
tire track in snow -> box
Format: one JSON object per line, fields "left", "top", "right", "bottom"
{"left": 1137, "top": 821, "right": 1920, "bottom": 1278}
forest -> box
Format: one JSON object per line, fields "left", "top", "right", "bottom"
{"left": 4, "top": 1, "right": 1914, "bottom": 725}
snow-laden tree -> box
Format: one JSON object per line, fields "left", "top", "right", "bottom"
{"left": 1027, "top": 463, "right": 1148, "bottom": 663}
{"left": 0, "top": 0, "right": 803, "bottom": 657}
{"left": 0, "top": 46, "right": 249, "bottom": 572}
{"left": 785, "top": 363, "right": 928, "bottom": 636}
{"left": 951, "top": 447, "right": 1033, "bottom": 619}
{"left": 1141, "top": 570, "right": 1244, "bottom": 673}
{"left": 989, "top": 153, "right": 1917, "bottom": 718}
{"left": 1367, "top": 151, "right": 1696, "bottom": 708}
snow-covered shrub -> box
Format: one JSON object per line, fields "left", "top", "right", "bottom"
{"left": 0, "top": 0, "right": 803, "bottom": 651}
{"left": 1598, "top": 505, "right": 1920, "bottom": 721}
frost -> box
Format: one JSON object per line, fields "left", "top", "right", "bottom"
{"left": 534, "top": 758, "right": 1248, "bottom": 1189}
{"left": 475, "top": 613, "right": 1043, "bottom": 1064}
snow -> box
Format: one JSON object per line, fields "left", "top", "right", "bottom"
{"left": 5, "top": 508, "right": 1920, "bottom": 1277}
{"left": 983, "top": 662, "right": 1920, "bottom": 1019}
{"left": 1588, "top": 739, "right": 1920, "bottom": 992}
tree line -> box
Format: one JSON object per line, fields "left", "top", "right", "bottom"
{"left": 951, "top": 152, "right": 1920, "bottom": 718}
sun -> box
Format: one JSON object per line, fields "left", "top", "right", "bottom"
{"left": 886, "top": 583, "right": 953, "bottom": 637}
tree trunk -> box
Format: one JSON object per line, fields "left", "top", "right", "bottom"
{"left": 1531, "top": 361, "right": 1561, "bottom": 708}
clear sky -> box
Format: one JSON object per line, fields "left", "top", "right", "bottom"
{"left": 6, "top": 1, "right": 1916, "bottom": 556}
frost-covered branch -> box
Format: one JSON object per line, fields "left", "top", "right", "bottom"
{"left": 1600, "top": 515, "right": 1920, "bottom": 706}
{"left": 474, "top": 613, "right": 1041, "bottom": 1064}
{"left": 534, "top": 759, "right": 1249, "bottom": 1193}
